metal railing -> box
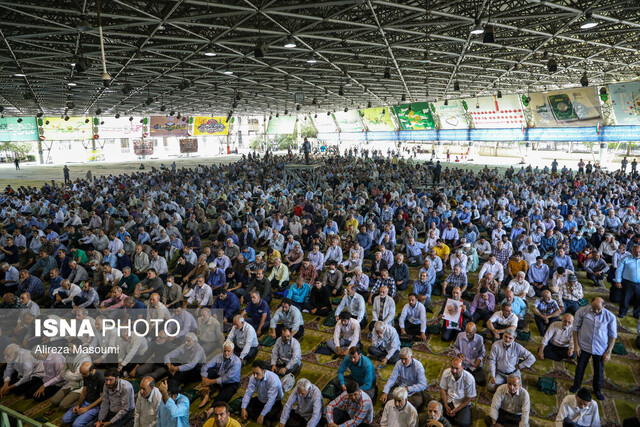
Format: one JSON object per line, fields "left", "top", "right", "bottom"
{"left": 0, "top": 404, "right": 57, "bottom": 427}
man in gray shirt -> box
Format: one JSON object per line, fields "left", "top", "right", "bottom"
{"left": 96, "top": 368, "right": 135, "bottom": 427}
{"left": 486, "top": 375, "right": 530, "bottom": 427}
{"left": 280, "top": 378, "right": 323, "bottom": 427}
{"left": 270, "top": 327, "right": 302, "bottom": 376}
{"left": 487, "top": 329, "right": 536, "bottom": 392}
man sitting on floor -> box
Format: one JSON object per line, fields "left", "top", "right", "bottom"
{"left": 333, "top": 346, "right": 376, "bottom": 401}
{"left": 240, "top": 360, "right": 284, "bottom": 425}
{"left": 270, "top": 327, "right": 302, "bottom": 376}
{"left": 326, "top": 379, "right": 374, "bottom": 427}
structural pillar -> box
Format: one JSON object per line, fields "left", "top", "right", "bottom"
{"left": 599, "top": 142, "right": 608, "bottom": 168}
{"left": 37, "top": 139, "right": 44, "bottom": 165}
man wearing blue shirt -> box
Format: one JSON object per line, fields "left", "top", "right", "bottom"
{"left": 212, "top": 288, "right": 241, "bottom": 323}
{"left": 333, "top": 346, "right": 376, "bottom": 400}
{"left": 157, "top": 380, "right": 190, "bottom": 427}
{"left": 615, "top": 245, "right": 640, "bottom": 318}
{"left": 200, "top": 341, "right": 241, "bottom": 408}
{"left": 380, "top": 347, "right": 427, "bottom": 410}
{"left": 570, "top": 297, "right": 617, "bottom": 401}
{"left": 241, "top": 361, "right": 284, "bottom": 425}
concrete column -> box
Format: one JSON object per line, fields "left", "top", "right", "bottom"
{"left": 599, "top": 142, "right": 608, "bottom": 168}
{"left": 37, "top": 139, "right": 44, "bottom": 164}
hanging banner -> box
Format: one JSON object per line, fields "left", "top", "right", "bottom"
{"left": 0, "top": 117, "right": 38, "bottom": 141}
{"left": 467, "top": 94, "right": 525, "bottom": 129}
{"left": 149, "top": 116, "right": 189, "bottom": 137}
{"left": 312, "top": 113, "right": 338, "bottom": 133}
{"left": 179, "top": 138, "right": 198, "bottom": 153}
{"left": 44, "top": 117, "right": 93, "bottom": 140}
{"left": 99, "top": 117, "right": 144, "bottom": 139}
{"left": 529, "top": 87, "right": 602, "bottom": 128}
{"left": 609, "top": 81, "right": 640, "bottom": 126}
{"left": 266, "top": 116, "right": 297, "bottom": 135}
{"left": 434, "top": 100, "right": 469, "bottom": 129}
{"left": 360, "top": 107, "right": 395, "bottom": 131}
{"left": 333, "top": 110, "right": 364, "bottom": 132}
{"left": 192, "top": 116, "right": 229, "bottom": 136}
{"left": 392, "top": 102, "right": 436, "bottom": 130}
{"left": 133, "top": 138, "right": 153, "bottom": 155}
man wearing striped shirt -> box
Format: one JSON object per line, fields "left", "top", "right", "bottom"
{"left": 326, "top": 379, "right": 374, "bottom": 427}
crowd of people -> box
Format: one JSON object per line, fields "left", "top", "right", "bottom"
{"left": 0, "top": 151, "right": 639, "bottom": 427}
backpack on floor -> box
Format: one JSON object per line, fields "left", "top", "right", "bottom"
{"left": 613, "top": 341, "right": 627, "bottom": 355}
{"left": 259, "top": 335, "right": 276, "bottom": 347}
{"left": 322, "top": 381, "right": 340, "bottom": 400}
{"left": 323, "top": 310, "right": 337, "bottom": 327}
{"left": 537, "top": 376, "right": 557, "bottom": 395}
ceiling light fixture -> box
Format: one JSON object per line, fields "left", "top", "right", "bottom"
{"left": 580, "top": 11, "right": 598, "bottom": 29}
{"left": 338, "top": 86, "right": 344, "bottom": 96}
{"left": 547, "top": 58, "right": 558, "bottom": 73}
{"left": 284, "top": 35, "right": 296, "bottom": 48}
{"left": 497, "top": 90, "right": 502, "bottom": 98}
{"left": 254, "top": 40, "right": 266, "bottom": 58}
{"left": 580, "top": 71, "right": 589, "bottom": 87}
{"left": 203, "top": 44, "right": 216, "bottom": 56}
{"left": 454, "top": 81, "right": 460, "bottom": 91}
{"left": 14, "top": 73, "right": 26, "bottom": 77}
{"left": 470, "top": 19, "right": 484, "bottom": 35}
{"left": 67, "top": 82, "right": 77, "bottom": 86}
{"left": 223, "top": 68, "right": 233, "bottom": 75}
{"left": 383, "top": 67, "right": 391, "bottom": 79}
{"left": 115, "top": 113, "right": 120, "bottom": 119}
{"left": 306, "top": 53, "right": 317, "bottom": 63}
{"left": 95, "top": 108, "right": 102, "bottom": 115}
{"left": 401, "top": 94, "right": 406, "bottom": 102}
{"left": 483, "top": 25, "right": 495, "bottom": 43}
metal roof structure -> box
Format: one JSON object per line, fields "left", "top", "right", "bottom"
{"left": 1, "top": 0, "right": 639, "bottom": 118}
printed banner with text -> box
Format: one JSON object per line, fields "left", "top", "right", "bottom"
{"left": 609, "top": 81, "right": 640, "bottom": 126}
{"left": 0, "top": 117, "right": 38, "bottom": 142}
{"left": 433, "top": 99, "right": 469, "bottom": 129}
{"left": 360, "top": 107, "right": 395, "bottom": 131}
{"left": 192, "top": 116, "right": 229, "bottom": 136}
{"left": 529, "top": 87, "right": 602, "bottom": 128}
{"left": 149, "top": 116, "right": 189, "bottom": 137}
{"left": 467, "top": 94, "right": 525, "bottom": 129}
{"left": 44, "top": 117, "right": 93, "bottom": 140}
{"left": 392, "top": 102, "right": 436, "bottom": 130}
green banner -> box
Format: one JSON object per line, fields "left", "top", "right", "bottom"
{"left": 392, "top": 102, "right": 435, "bottom": 130}
{"left": 360, "top": 107, "right": 395, "bottom": 131}
{"left": 0, "top": 117, "right": 38, "bottom": 141}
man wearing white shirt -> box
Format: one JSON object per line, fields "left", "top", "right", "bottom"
{"left": 228, "top": 315, "right": 258, "bottom": 365}
{"left": 556, "top": 388, "right": 600, "bottom": 427}
{"left": 439, "top": 357, "right": 476, "bottom": 427}
{"left": 370, "top": 286, "right": 395, "bottom": 330}
{"left": 479, "top": 255, "right": 505, "bottom": 283}
{"left": 380, "top": 387, "right": 418, "bottom": 427}
{"left": 399, "top": 293, "right": 427, "bottom": 341}
{"left": 539, "top": 314, "right": 575, "bottom": 361}
{"left": 486, "top": 375, "right": 530, "bottom": 427}
{"left": 327, "top": 312, "right": 360, "bottom": 356}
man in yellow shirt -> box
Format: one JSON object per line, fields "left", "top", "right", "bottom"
{"left": 203, "top": 401, "right": 241, "bottom": 427}
{"left": 433, "top": 239, "right": 451, "bottom": 264}
{"left": 504, "top": 251, "right": 528, "bottom": 287}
